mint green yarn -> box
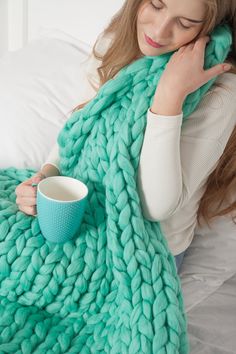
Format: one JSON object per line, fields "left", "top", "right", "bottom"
{"left": 0, "top": 24, "right": 232, "bottom": 353}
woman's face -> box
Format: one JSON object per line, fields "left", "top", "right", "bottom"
{"left": 136, "top": 0, "right": 207, "bottom": 56}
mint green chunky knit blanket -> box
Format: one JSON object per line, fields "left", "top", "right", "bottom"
{"left": 0, "top": 25, "right": 232, "bottom": 353}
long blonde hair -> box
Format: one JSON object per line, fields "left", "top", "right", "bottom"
{"left": 75, "top": 0, "right": 236, "bottom": 226}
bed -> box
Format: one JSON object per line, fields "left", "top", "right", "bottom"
{"left": 0, "top": 1, "right": 236, "bottom": 353}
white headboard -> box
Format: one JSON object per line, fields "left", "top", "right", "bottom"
{"left": 4, "top": 0, "right": 124, "bottom": 52}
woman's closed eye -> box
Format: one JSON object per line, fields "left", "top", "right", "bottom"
{"left": 178, "top": 21, "right": 192, "bottom": 30}
{"left": 150, "top": 1, "right": 162, "bottom": 11}
{"left": 150, "top": 1, "right": 192, "bottom": 30}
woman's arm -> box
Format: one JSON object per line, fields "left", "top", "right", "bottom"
{"left": 150, "top": 90, "right": 184, "bottom": 116}
{"left": 138, "top": 109, "right": 183, "bottom": 221}
{"left": 138, "top": 74, "right": 236, "bottom": 221}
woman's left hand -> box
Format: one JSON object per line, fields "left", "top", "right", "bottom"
{"left": 154, "top": 35, "right": 232, "bottom": 102}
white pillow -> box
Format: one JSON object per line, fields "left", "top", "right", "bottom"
{"left": 0, "top": 34, "right": 94, "bottom": 170}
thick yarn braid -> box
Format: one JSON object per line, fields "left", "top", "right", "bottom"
{"left": 0, "top": 24, "right": 232, "bottom": 353}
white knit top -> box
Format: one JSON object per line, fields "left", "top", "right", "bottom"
{"left": 42, "top": 37, "right": 236, "bottom": 256}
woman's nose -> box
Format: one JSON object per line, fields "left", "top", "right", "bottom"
{"left": 153, "top": 17, "right": 172, "bottom": 42}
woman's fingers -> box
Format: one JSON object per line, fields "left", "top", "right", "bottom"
{"left": 179, "top": 36, "right": 208, "bottom": 54}
{"left": 15, "top": 183, "right": 36, "bottom": 198}
{"left": 15, "top": 173, "right": 44, "bottom": 197}
{"left": 191, "top": 35, "right": 232, "bottom": 82}
{"left": 178, "top": 45, "right": 187, "bottom": 54}
{"left": 158, "top": 34, "right": 231, "bottom": 99}
{"left": 31, "top": 173, "right": 45, "bottom": 185}
{"left": 194, "top": 35, "right": 210, "bottom": 51}
{"left": 204, "top": 62, "right": 232, "bottom": 81}
{"left": 16, "top": 196, "right": 36, "bottom": 207}
{"left": 18, "top": 204, "right": 37, "bottom": 216}
{"left": 15, "top": 172, "right": 45, "bottom": 215}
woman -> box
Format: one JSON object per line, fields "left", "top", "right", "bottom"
{"left": 16, "top": 0, "right": 236, "bottom": 273}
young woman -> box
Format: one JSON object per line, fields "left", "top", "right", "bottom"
{"left": 16, "top": 0, "right": 236, "bottom": 273}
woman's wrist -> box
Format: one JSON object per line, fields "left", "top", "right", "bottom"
{"left": 151, "top": 90, "right": 185, "bottom": 116}
{"left": 150, "top": 103, "right": 183, "bottom": 115}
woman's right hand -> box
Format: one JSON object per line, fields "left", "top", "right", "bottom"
{"left": 152, "top": 36, "right": 232, "bottom": 114}
{"left": 15, "top": 172, "right": 46, "bottom": 215}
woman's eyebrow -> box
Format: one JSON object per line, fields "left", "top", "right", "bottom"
{"left": 158, "top": 0, "right": 205, "bottom": 23}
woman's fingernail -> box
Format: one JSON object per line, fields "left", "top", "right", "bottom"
{"left": 223, "top": 64, "right": 232, "bottom": 71}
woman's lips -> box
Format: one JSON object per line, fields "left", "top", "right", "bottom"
{"left": 145, "top": 34, "right": 164, "bottom": 48}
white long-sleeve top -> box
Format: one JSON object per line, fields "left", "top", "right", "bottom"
{"left": 42, "top": 37, "right": 236, "bottom": 256}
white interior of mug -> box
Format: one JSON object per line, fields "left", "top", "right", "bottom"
{"left": 38, "top": 176, "right": 88, "bottom": 202}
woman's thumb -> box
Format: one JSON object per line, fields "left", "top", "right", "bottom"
{"left": 31, "top": 173, "right": 45, "bottom": 186}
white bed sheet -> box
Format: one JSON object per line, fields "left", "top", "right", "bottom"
{"left": 188, "top": 274, "right": 236, "bottom": 353}
{"left": 180, "top": 214, "right": 236, "bottom": 353}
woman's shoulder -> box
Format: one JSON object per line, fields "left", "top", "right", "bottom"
{"left": 213, "top": 71, "right": 236, "bottom": 94}
{"left": 203, "top": 72, "right": 236, "bottom": 118}
{"left": 182, "top": 72, "right": 236, "bottom": 141}
{"left": 199, "top": 71, "right": 236, "bottom": 111}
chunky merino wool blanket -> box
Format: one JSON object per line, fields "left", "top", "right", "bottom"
{"left": 0, "top": 25, "right": 232, "bottom": 353}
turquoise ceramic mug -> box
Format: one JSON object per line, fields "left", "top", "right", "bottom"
{"left": 37, "top": 176, "right": 88, "bottom": 243}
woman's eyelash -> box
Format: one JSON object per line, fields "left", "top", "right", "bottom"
{"left": 150, "top": 2, "right": 192, "bottom": 30}
{"left": 150, "top": 1, "right": 162, "bottom": 10}
{"left": 179, "top": 22, "right": 191, "bottom": 29}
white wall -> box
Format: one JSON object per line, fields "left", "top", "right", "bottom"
{"left": 0, "top": 0, "right": 8, "bottom": 55}
{"left": 7, "top": 0, "right": 28, "bottom": 51}
{"left": 0, "top": 0, "right": 28, "bottom": 55}
{"left": 27, "top": 0, "right": 124, "bottom": 46}
{"left": 0, "top": 0, "right": 124, "bottom": 55}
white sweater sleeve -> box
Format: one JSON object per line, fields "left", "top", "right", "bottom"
{"left": 137, "top": 109, "right": 183, "bottom": 221}
{"left": 41, "top": 143, "right": 60, "bottom": 171}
